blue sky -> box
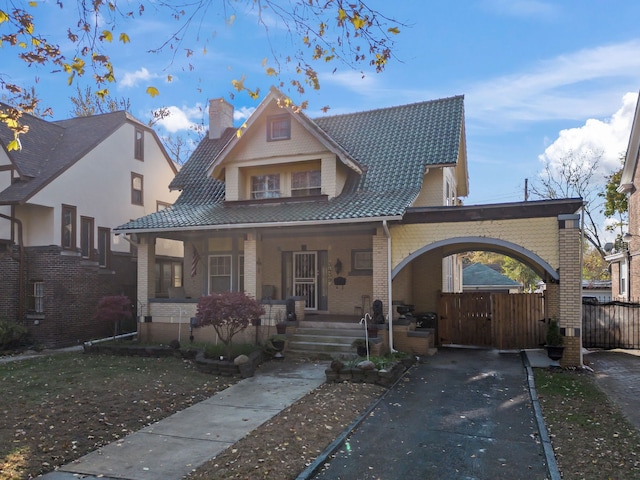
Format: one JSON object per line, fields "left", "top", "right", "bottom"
{"left": 3, "top": 0, "right": 640, "bottom": 211}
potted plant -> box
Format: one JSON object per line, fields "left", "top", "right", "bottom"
{"left": 352, "top": 338, "right": 370, "bottom": 357}
{"left": 545, "top": 318, "right": 564, "bottom": 361}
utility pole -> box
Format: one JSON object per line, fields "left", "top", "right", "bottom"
{"left": 524, "top": 178, "right": 528, "bottom": 201}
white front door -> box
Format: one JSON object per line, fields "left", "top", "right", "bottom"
{"left": 294, "top": 252, "right": 317, "bottom": 310}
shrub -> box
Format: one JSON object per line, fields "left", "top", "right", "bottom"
{"left": 93, "top": 295, "right": 133, "bottom": 337}
{"left": 0, "top": 319, "right": 29, "bottom": 350}
{"left": 195, "top": 291, "right": 264, "bottom": 359}
{"left": 546, "top": 318, "right": 564, "bottom": 346}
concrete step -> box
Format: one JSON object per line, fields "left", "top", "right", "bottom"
{"left": 287, "top": 341, "right": 356, "bottom": 353}
{"left": 294, "top": 328, "right": 365, "bottom": 338}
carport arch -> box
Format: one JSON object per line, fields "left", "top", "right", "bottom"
{"left": 391, "top": 236, "right": 559, "bottom": 282}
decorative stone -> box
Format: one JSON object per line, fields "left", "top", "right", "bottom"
{"left": 357, "top": 360, "right": 376, "bottom": 370}
{"left": 234, "top": 354, "right": 250, "bottom": 365}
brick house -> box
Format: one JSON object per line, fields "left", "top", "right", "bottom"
{"left": 116, "top": 87, "right": 584, "bottom": 366}
{"left": 0, "top": 107, "right": 182, "bottom": 347}
{"left": 608, "top": 91, "right": 640, "bottom": 300}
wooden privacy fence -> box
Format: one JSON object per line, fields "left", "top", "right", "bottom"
{"left": 438, "top": 292, "right": 546, "bottom": 349}
{"left": 582, "top": 301, "right": 640, "bottom": 349}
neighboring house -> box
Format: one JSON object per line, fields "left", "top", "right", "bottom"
{"left": 0, "top": 107, "right": 182, "bottom": 347}
{"left": 115, "top": 87, "right": 584, "bottom": 366}
{"left": 462, "top": 263, "right": 522, "bottom": 293}
{"left": 581, "top": 280, "right": 612, "bottom": 303}
{"left": 608, "top": 90, "right": 640, "bottom": 301}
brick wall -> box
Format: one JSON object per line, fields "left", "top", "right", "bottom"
{"left": 0, "top": 246, "right": 20, "bottom": 322}
{"left": 9, "top": 245, "right": 138, "bottom": 348}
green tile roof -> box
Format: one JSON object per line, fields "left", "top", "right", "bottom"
{"left": 463, "top": 263, "right": 521, "bottom": 287}
{"left": 116, "top": 94, "right": 465, "bottom": 232}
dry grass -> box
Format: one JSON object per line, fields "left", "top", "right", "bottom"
{"left": 0, "top": 352, "right": 238, "bottom": 479}
{"left": 535, "top": 368, "right": 640, "bottom": 479}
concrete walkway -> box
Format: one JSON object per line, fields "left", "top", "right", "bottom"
{"left": 38, "top": 359, "right": 326, "bottom": 480}
{"left": 312, "top": 348, "right": 551, "bottom": 480}
{"left": 587, "top": 349, "right": 640, "bottom": 431}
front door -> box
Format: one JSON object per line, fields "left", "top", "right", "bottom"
{"left": 294, "top": 252, "right": 317, "bottom": 310}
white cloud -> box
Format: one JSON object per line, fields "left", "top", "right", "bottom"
{"left": 539, "top": 92, "right": 638, "bottom": 177}
{"left": 467, "top": 40, "right": 640, "bottom": 127}
{"left": 234, "top": 106, "right": 255, "bottom": 121}
{"left": 119, "top": 67, "right": 159, "bottom": 88}
{"left": 155, "top": 105, "right": 203, "bottom": 133}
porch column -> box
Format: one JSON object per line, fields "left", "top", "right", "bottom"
{"left": 244, "top": 233, "right": 258, "bottom": 299}
{"left": 558, "top": 214, "right": 582, "bottom": 367}
{"left": 372, "top": 227, "right": 390, "bottom": 316}
{"left": 137, "top": 235, "right": 155, "bottom": 317}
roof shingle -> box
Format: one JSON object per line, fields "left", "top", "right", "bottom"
{"left": 116, "top": 93, "right": 465, "bottom": 232}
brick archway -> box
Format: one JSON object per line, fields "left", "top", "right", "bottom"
{"left": 384, "top": 199, "right": 584, "bottom": 366}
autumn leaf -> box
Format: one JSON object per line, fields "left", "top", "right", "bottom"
{"left": 102, "top": 30, "right": 113, "bottom": 42}
{"left": 119, "top": 33, "right": 130, "bottom": 44}
{"left": 337, "top": 8, "right": 347, "bottom": 22}
{"left": 167, "top": 75, "right": 173, "bottom": 82}
{"left": 0, "top": 10, "right": 8, "bottom": 23}
{"left": 7, "top": 139, "right": 20, "bottom": 151}
{"left": 28, "top": 1, "right": 37, "bottom": 6}
{"left": 388, "top": 26, "right": 400, "bottom": 35}
{"left": 96, "top": 89, "right": 109, "bottom": 99}
{"left": 146, "top": 86, "right": 159, "bottom": 97}
{"left": 351, "top": 15, "right": 365, "bottom": 30}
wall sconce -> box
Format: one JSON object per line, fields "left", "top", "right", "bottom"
{"left": 334, "top": 258, "right": 343, "bottom": 275}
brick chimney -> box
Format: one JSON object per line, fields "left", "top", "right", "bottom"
{"left": 208, "top": 98, "right": 234, "bottom": 140}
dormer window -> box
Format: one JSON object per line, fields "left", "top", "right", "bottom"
{"left": 267, "top": 115, "right": 291, "bottom": 141}
{"left": 292, "top": 170, "right": 321, "bottom": 197}
{"left": 251, "top": 174, "right": 280, "bottom": 199}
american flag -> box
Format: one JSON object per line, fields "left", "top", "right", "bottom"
{"left": 191, "top": 245, "right": 201, "bottom": 277}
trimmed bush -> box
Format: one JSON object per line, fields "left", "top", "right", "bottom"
{"left": 194, "top": 291, "right": 264, "bottom": 359}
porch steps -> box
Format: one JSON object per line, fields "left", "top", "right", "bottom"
{"left": 286, "top": 321, "right": 373, "bottom": 359}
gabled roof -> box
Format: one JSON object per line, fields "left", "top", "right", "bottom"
{"left": 619, "top": 90, "right": 640, "bottom": 193}
{"left": 0, "top": 106, "right": 176, "bottom": 204}
{"left": 463, "top": 263, "right": 521, "bottom": 288}
{"left": 207, "top": 87, "right": 364, "bottom": 179}
{"left": 116, "top": 91, "right": 466, "bottom": 233}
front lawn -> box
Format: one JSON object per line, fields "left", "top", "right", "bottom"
{"left": 0, "top": 352, "right": 238, "bottom": 479}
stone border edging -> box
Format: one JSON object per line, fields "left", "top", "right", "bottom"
{"left": 295, "top": 362, "right": 416, "bottom": 480}
{"left": 521, "top": 350, "right": 562, "bottom": 480}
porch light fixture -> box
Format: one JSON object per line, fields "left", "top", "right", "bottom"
{"left": 623, "top": 232, "right": 635, "bottom": 242}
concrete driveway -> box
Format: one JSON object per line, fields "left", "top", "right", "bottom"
{"left": 587, "top": 349, "right": 640, "bottom": 431}
{"left": 312, "top": 348, "right": 549, "bottom": 480}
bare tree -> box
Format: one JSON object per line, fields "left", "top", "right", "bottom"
{"left": 70, "top": 86, "right": 131, "bottom": 117}
{"left": 530, "top": 149, "right": 605, "bottom": 255}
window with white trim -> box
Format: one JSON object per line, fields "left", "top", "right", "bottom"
{"left": 61, "top": 204, "right": 76, "bottom": 250}
{"left": 209, "top": 255, "right": 232, "bottom": 293}
{"left": 292, "top": 170, "right": 321, "bottom": 197}
{"left": 28, "top": 280, "right": 44, "bottom": 313}
{"left": 267, "top": 115, "right": 291, "bottom": 141}
{"left": 131, "top": 173, "right": 143, "bottom": 205}
{"left": 251, "top": 174, "right": 280, "bottom": 199}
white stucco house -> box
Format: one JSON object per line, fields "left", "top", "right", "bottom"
{"left": 0, "top": 106, "right": 182, "bottom": 347}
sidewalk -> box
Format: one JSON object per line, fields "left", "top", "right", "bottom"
{"left": 39, "top": 359, "right": 326, "bottom": 480}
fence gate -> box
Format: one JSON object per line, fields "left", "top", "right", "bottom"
{"left": 438, "top": 292, "right": 545, "bottom": 349}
